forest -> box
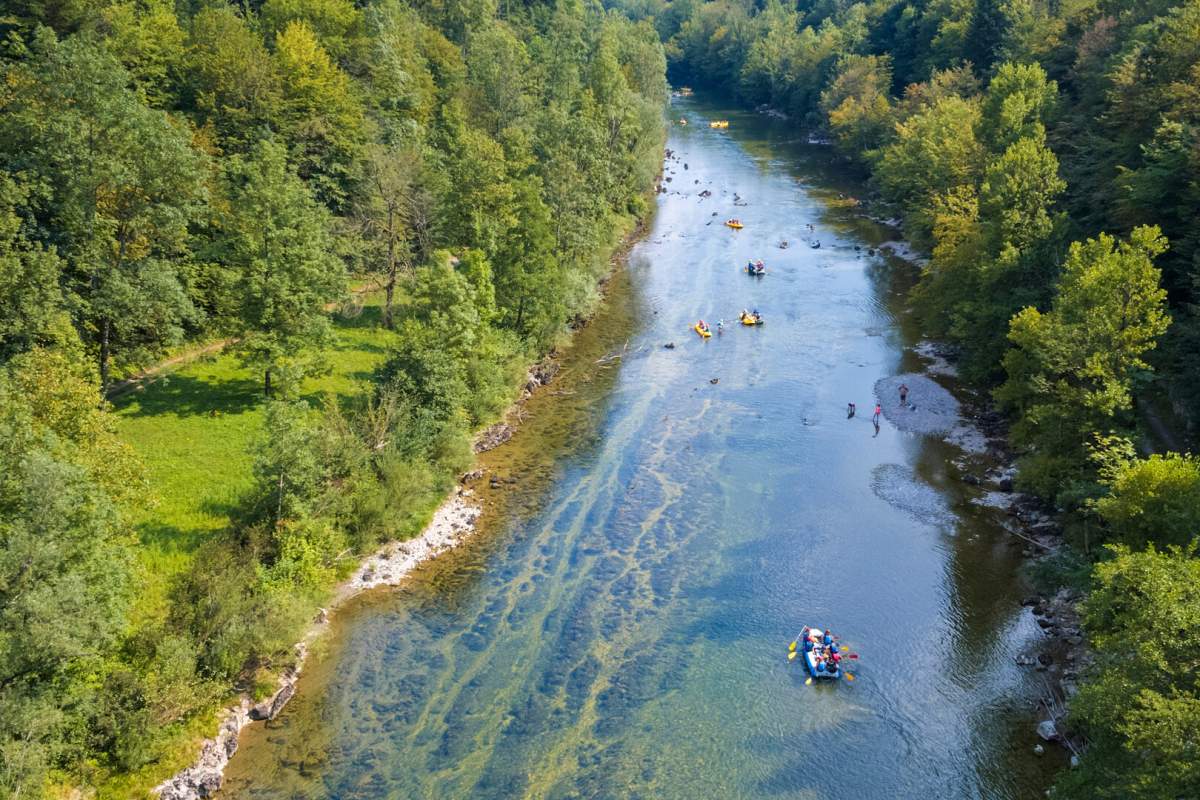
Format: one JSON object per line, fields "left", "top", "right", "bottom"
{"left": 600, "top": 0, "right": 1200, "bottom": 795}
{"left": 0, "top": 0, "right": 666, "bottom": 795}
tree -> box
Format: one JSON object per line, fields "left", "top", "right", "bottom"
{"left": 0, "top": 172, "right": 69, "bottom": 361}
{"left": 357, "top": 144, "right": 433, "bottom": 328}
{"left": 1093, "top": 452, "right": 1200, "bottom": 549}
{"left": 465, "top": 22, "right": 531, "bottom": 136}
{"left": 491, "top": 175, "right": 563, "bottom": 345}
{"left": 96, "top": 0, "right": 188, "bottom": 109}
{"left": 872, "top": 95, "right": 986, "bottom": 246}
{"left": 1, "top": 32, "right": 209, "bottom": 394}
{"left": 0, "top": 349, "right": 137, "bottom": 798}
{"left": 261, "top": 0, "right": 363, "bottom": 63}
{"left": 821, "top": 54, "right": 895, "bottom": 160}
{"left": 362, "top": 0, "right": 438, "bottom": 138}
{"left": 272, "top": 20, "right": 368, "bottom": 210}
{"left": 184, "top": 6, "right": 281, "bottom": 148}
{"left": 1056, "top": 546, "right": 1200, "bottom": 800}
{"left": 997, "top": 227, "right": 1171, "bottom": 499}
{"left": 978, "top": 61, "right": 1057, "bottom": 152}
{"left": 222, "top": 141, "right": 345, "bottom": 397}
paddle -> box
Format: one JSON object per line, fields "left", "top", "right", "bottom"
{"left": 843, "top": 672, "right": 855, "bottom": 681}
{"left": 787, "top": 651, "right": 797, "bottom": 662}
{"left": 805, "top": 677, "right": 812, "bottom": 685}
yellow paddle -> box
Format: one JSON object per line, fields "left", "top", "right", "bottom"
{"left": 787, "top": 650, "right": 797, "bottom": 661}
{"left": 789, "top": 641, "right": 797, "bottom": 652}
{"left": 805, "top": 677, "right": 812, "bottom": 685}
{"left": 844, "top": 672, "right": 855, "bottom": 681}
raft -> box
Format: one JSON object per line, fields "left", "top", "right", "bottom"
{"left": 694, "top": 323, "right": 712, "bottom": 338}
{"left": 745, "top": 265, "right": 765, "bottom": 276}
{"left": 725, "top": 220, "right": 744, "bottom": 229}
{"left": 800, "top": 628, "right": 841, "bottom": 681}
{"left": 739, "top": 313, "right": 763, "bottom": 326}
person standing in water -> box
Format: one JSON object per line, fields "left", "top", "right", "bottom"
{"left": 899, "top": 383, "right": 909, "bottom": 407}
{"left": 873, "top": 403, "right": 882, "bottom": 425}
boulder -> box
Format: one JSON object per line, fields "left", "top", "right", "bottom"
{"left": 196, "top": 772, "right": 223, "bottom": 798}
{"left": 1037, "top": 719, "right": 1059, "bottom": 741}
{"left": 267, "top": 683, "right": 295, "bottom": 720}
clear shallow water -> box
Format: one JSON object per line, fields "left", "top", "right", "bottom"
{"left": 221, "top": 97, "right": 1061, "bottom": 800}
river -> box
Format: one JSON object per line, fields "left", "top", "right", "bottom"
{"left": 220, "top": 95, "right": 1063, "bottom": 799}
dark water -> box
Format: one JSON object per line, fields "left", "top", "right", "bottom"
{"left": 221, "top": 97, "right": 1062, "bottom": 799}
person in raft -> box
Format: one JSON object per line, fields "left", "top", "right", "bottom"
{"left": 698, "top": 319, "right": 709, "bottom": 333}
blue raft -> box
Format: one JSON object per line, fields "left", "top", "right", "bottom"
{"left": 799, "top": 627, "right": 841, "bottom": 680}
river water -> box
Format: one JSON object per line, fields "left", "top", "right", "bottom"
{"left": 221, "top": 96, "right": 1062, "bottom": 799}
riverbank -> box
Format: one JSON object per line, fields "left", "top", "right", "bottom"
{"left": 876, "top": 314, "right": 1090, "bottom": 765}
{"left": 150, "top": 209, "right": 653, "bottom": 800}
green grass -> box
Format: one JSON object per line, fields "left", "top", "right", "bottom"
{"left": 113, "top": 298, "right": 399, "bottom": 622}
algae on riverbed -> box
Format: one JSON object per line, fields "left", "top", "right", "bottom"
{"left": 218, "top": 95, "right": 1065, "bottom": 800}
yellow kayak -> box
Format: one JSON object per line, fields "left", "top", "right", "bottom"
{"left": 725, "top": 220, "right": 744, "bottom": 229}
{"left": 740, "top": 313, "right": 763, "bottom": 326}
{"left": 709, "top": 120, "right": 729, "bottom": 129}
{"left": 694, "top": 324, "right": 712, "bottom": 338}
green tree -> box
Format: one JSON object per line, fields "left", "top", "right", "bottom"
{"left": 0, "top": 349, "right": 137, "bottom": 798}
{"left": 1, "top": 32, "right": 209, "bottom": 394}
{"left": 873, "top": 94, "right": 986, "bottom": 245}
{"left": 96, "top": 0, "right": 187, "bottom": 108}
{"left": 184, "top": 6, "right": 281, "bottom": 148}
{"left": 491, "top": 175, "right": 563, "bottom": 345}
{"left": 997, "top": 227, "right": 1171, "bottom": 500}
{"left": 978, "top": 61, "right": 1057, "bottom": 152}
{"left": 821, "top": 54, "right": 895, "bottom": 160}
{"left": 1094, "top": 452, "right": 1200, "bottom": 549}
{"left": 272, "top": 20, "right": 368, "bottom": 210}
{"left": 1056, "top": 546, "right": 1200, "bottom": 800}
{"left": 261, "top": 0, "right": 363, "bottom": 63}
{"left": 356, "top": 144, "right": 435, "bottom": 328}
{"left": 0, "top": 173, "right": 69, "bottom": 361}
{"left": 222, "top": 141, "right": 345, "bottom": 397}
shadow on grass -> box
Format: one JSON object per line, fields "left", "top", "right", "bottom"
{"left": 117, "top": 372, "right": 263, "bottom": 418}
{"left": 335, "top": 304, "right": 385, "bottom": 330}
{"left": 138, "top": 519, "right": 216, "bottom": 557}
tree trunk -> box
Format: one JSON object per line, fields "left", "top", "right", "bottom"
{"left": 384, "top": 274, "right": 396, "bottom": 330}
{"left": 99, "top": 317, "right": 111, "bottom": 398}
{"left": 264, "top": 367, "right": 272, "bottom": 398}
{"left": 384, "top": 205, "right": 396, "bottom": 329}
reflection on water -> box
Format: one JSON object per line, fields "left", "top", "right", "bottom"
{"left": 221, "top": 97, "right": 1063, "bottom": 800}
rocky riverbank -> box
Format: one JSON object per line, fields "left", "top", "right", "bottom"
{"left": 882, "top": 340, "right": 1091, "bottom": 765}
{"left": 154, "top": 483, "right": 487, "bottom": 800}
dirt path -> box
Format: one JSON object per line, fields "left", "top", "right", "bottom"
{"left": 106, "top": 338, "right": 233, "bottom": 400}
{"left": 105, "top": 284, "right": 381, "bottom": 401}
